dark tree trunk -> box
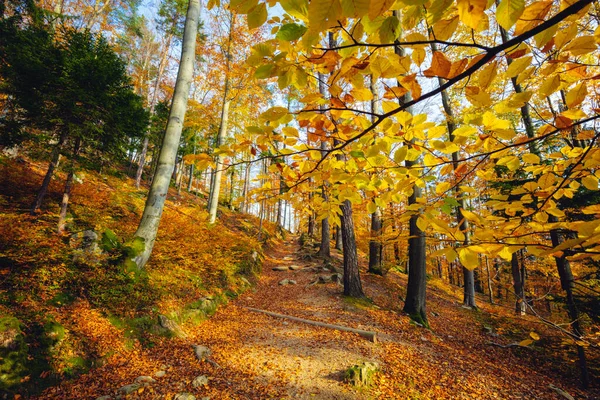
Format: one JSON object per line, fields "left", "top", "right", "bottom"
{"left": 511, "top": 252, "right": 526, "bottom": 315}
{"left": 31, "top": 131, "right": 67, "bottom": 215}
{"left": 340, "top": 199, "right": 364, "bottom": 298}
{"left": 57, "top": 137, "right": 81, "bottom": 233}
{"left": 335, "top": 226, "right": 342, "bottom": 250}
{"left": 550, "top": 216, "right": 589, "bottom": 388}
{"left": 368, "top": 206, "right": 383, "bottom": 275}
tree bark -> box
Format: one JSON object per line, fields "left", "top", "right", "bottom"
{"left": 133, "top": 0, "right": 200, "bottom": 269}
{"left": 368, "top": 206, "right": 383, "bottom": 275}
{"left": 57, "top": 137, "right": 81, "bottom": 233}
{"left": 31, "top": 131, "right": 67, "bottom": 215}
{"left": 511, "top": 252, "right": 526, "bottom": 315}
{"left": 340, "top": 199, "right": 364, "bottom": 298}
{"left": 208, "top": 12, "right": 234, "bottom": 224}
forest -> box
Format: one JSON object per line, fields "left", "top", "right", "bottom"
{"left": 1, "top": 0, "right": 600, "bottom": 398}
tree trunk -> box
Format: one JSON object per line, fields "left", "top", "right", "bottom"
{"left": 135, "top": 34, "right": 173, "bottom": 188}
{"left": 511, "top": 252, "right": 526, "bottom": 315}
{"left": 208, "top": 12, "right": 234, "bottom": 224}
{"left": 396, "top": 25, "right": 427, "bottom": 326}
{"left": 340, "top": 199, "right": 364, "bottom": 298}
{"left": 133, "top": 0, "right": 200, "bottom": 269}
{"left": 335, "top": 226, "right": 342, "bottom": 250}
{"left": 31, "top": 131, "right": 67, "bottom": 215}
{"left": 242, "top": 160, "right": 251, "bottom": 213}
{"left": 485, "top": 256, "right": 494, "bottom": 304}
{"left": 368, "top": 206, "right": 383, "bottom": 275}
{"left": 317, "top": 72, "right": 331, "bottom": 258}
{"left": 57, "top": 137, "right": 81, "bottom": 233}
{"left": 550, "top": 221, "right": 589, "bottom": 387}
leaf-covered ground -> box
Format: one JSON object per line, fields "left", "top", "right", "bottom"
{"left": 39, "top": 239, "right": 599, "bottom": 399}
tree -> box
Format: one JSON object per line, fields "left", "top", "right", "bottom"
{"left": 133, "top": 0, "right": 200, "bottom": 269}
{"left": 0, "top": 12, "right": 147, "bottom": 225}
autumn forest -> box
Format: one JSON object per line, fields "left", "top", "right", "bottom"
{"left": 1, "top": 0, "right": 600, "bottom": 398}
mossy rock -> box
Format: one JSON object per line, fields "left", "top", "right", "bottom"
{"left": 344, "top": 361, "right": 379, "bottom": 387}
{"left": 0, "top": 316, "right": 29, "bottom": 390}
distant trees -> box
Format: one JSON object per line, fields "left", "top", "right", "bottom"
{"left": 0, "top": 5, "right": 148, "bottom": 229}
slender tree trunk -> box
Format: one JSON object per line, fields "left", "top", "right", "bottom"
{"left": 335, "top": 226, "right": 342, "bottom": 250}
{"left": 485, "top": 256, "right": 494, "bottom": 304}
{"left": 133, "top": 0, "right": 200, "bottom": 269}
{"left": 368, "top": 75, "right": 383, "bottom": 275}
{"left": 242, "top": 160, "right": 251, "bottom": 213}
{"left": 135, "top": 34, "right": 174, "bottom": 188}
{"left": 31, "top": 131, "right": 67, "bottom": 215}
{"left": 57, "top": 137, "right": 81, "bottom": 233}
{"left": 208, "top": 13, "right": 234, "bottom": 224}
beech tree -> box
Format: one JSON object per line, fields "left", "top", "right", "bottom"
{"left": 133, "top": 0, "right": 200, "bottom": 269}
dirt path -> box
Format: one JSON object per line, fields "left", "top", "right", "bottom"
{"left": 40, "top": 237, "right": 597, "bottom": 399}
{"left": 191, "top": 238, "right": 383, "bottom": 399}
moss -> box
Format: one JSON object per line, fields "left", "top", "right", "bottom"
{"left": 343, "top": 296, "right": 375, "bottom": 310}
{"left": 344, "top": 361, "right": 379, "bottom": 387}
{"left": 0, "top": 316, "right": 29, "bottom": 391}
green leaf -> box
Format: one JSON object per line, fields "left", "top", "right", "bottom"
{"left": 379, "top": 15, "right": 400, "bottom": 44}
{"left": 350, "top": 150, "right": 365, "bottom": 158}
{"left": 101, "top": 229, "right": 119, "bottom": 251}
{"left": 276, "top": 23, "right": 308, "bottom": 41}
{"left": 254, "top": 64, "right": 275, "bottom": 79}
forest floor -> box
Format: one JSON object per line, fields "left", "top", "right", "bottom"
{"left": 39, "top": 238, "right": 599, "bottom": 400}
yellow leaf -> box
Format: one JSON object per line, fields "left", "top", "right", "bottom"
{"left": 247, "top": 3, "right": 268, "bottom": 29}
{"left": 416, "top": 216, "right": 429, "bottom": 231}
{"left": 538, "top": 75, "right": 560, "bottom": 98}
{"left": 423, "top": 51, "right": 451, "bottom": 78}
{"left": 368, "top": 0, "right": 394, "bottom": 19}
{"left": 367, "top": 201, "right": 377, "bottom": 214}
{"left": 436, "top": 181, "right": 451, "bottom": 195}
{"left": 465, "top": 86, "right": 492, "bottom": 107}
{"left": 477, "top": 61, "right": 497, "bottom": 89}
{"left": 563, "top": 36, "right": 597, "bottom": 56}
{"left": 460, "top": 208, "right": 481, "bottom": 225}
{"left": 340, "top": 0, "right": 370, "bottom": 18}
{"left": 530, "top": 331, "right": 540, "bottom": 340}
{"left": 582, "top": 175, "right": 599, "bottom": 190}
{"left": 308, "top": 0, "right": 342, "bottom": 31}
{"left": 505, "top": 56, "right": 532, "bottom": 79}
{"left": 432, "top": 15, "right": 459, "bottom": 40}
{"left": 514, "top": 1, "right": 552, "bottom": 36}
{"left": 457, "top": 0, "right": 488, "bottom": 30}
{"left": 496, "top": 0, "right": 525, "bottom": 30}
{"left": 565, "top": 82, "right": 587, "bottom": 109}
{"left": 519, "top": 339, "right": 534, "bottom": 347}
{"left": 522, "top": 153, "right": 540, "bottom": 164}
{"left": 351, "top": 87, "right": 374, "bottom": 101}
{"left": 458, "top": 247, "right": 479, "bottom": 270}
{"left": 394, "top": 146, "right": 408, "bottom": 163}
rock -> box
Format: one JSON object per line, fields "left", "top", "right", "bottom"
{"left": 95, "top": 396, "right": 112, "bottom": 400}
{"left": 192, "top": 375, "right": 209, "bottom": 388}
{"left": 288, "top": 280, "right": 297, "bottom": 285}
{"left": 202, "top": 397, "right": 210, "bottom": 400}
{"left": 321, "top": 267, "right": 331, "bottom": 272}
{"left": 155, "top": 370, "right": 166, "bottom": 378}
{"left": 70, "top": 230, "right": 101, "bottom": 263}
{"left": 174, "top": 394, "right": 196, "bottom": 400}
{"left": 344, "top": 362, "right": 379, "bottom": 387}
{"left": 117, "top": 383, "right": 141, "bottom": 395}
{"left": 420, "top": 336, "right": 428, "bottom": 342}
{"left": 272, "top": 266, "right": 289, "bottom": 271}
{"left": 289, "top": 265, "right": 302, "bottom": 271}
{"left": 279, "top": 279, "right": 290, "bottom": 286}
{"left": 193, "top": 344, "right": 211, "bottom": 361}
{"left": 134, "top": 375, "right": 155, "bottom": 384}
{"left": 158, "top": 315, "right": 187, "bottom": 338}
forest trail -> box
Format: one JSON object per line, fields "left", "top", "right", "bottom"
{"left": 40, "top": 236, "right": 596, "bottom": 399}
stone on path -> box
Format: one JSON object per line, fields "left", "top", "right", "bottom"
{"left": 193, "top": 344, "right": 211, "bottom": 361}
{"left": 192, "top": 374, "right": 209, "bottom": 388}
{"left": 155, "top": 370, "right": 166, "bottom": 378}
{"left": 117, "top": 383, "right": 141, "bottom": 395}
{"left": 134, "top": 375, "right": 156, "bottom": 384}
{"left": 174, "top": 394, "right": 196, "bottom": 400}
{"left": 272, "top": 266, "right": 289, "bottom": 271}
{"left": 289, "top": 265, "right": 302, "bottom": 271}
{"left": 279, "top": 279, "right": 290, "bottom": 286}
{"left": 95, "top": 396, "right": 112, "bottom": 400}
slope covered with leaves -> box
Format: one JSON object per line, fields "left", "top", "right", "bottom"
{"left": 0, "top": 155, "right": 275, "bottom": 396}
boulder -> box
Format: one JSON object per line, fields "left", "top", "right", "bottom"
{"left": 289, "top": 265, "right": 302, "bottom": 271}
{"left": 279, "top": 279, "right": 290, "bottom": 286}
{"left": 158, "top": 315, "right": 187, "bottom": 338}
{"left": 192, "top": 374, "right": 209, "bottom": 388}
